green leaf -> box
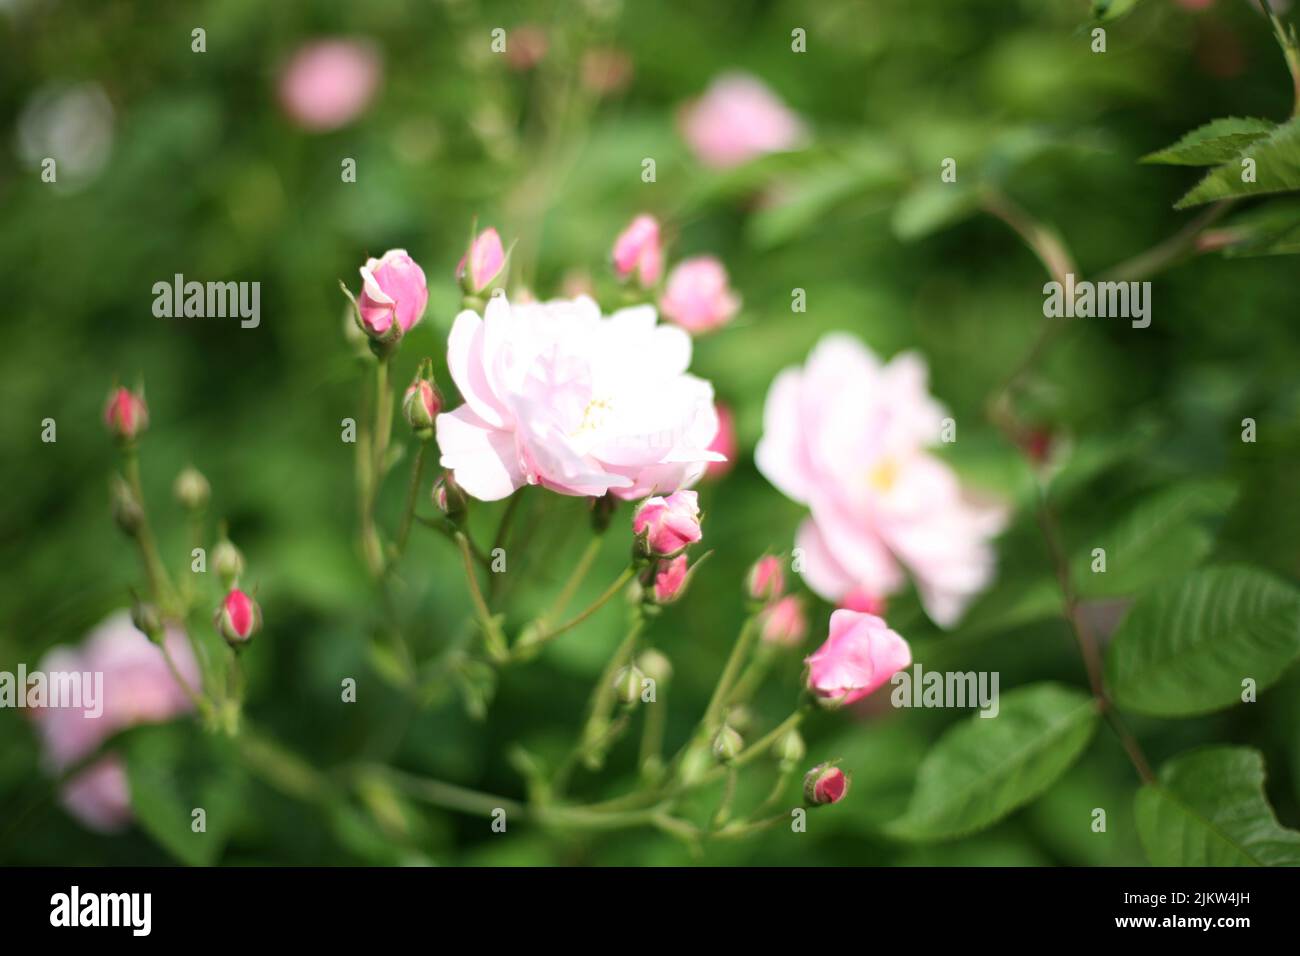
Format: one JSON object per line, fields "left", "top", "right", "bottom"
{"left": 1141, "top": 117, "right": 1275, "bottom": 166}
{"left": 886, "top": 683, "right": 1099, "bottom": 842}
{"left": 891, "top": 184, "right": 982, "bottom": 241}
{"left": 1175, "top": 117, "right": 1300, "bottom": 208}
{"left": 123, "top": 722, "right": 245, "bottom": 866}
{"left": 1092, "top": 0, "right": 1145, "bottom": 21}
{"left": 1072, "top": 480, "right": 1237, "bottom": 599}
{"left": 1219, "top": 198, "right": 1300, "bottom": 258}
{"left": 1106, "top": 565, "right": 1300, "bottom": 717}
{"left": 1136, "top": 747, "right": 1300, "bottom": 866}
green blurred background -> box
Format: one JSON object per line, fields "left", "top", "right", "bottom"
{"left": 2, "top": 0, "right": 1299, "bottom": 865}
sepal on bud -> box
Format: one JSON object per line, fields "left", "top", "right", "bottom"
{"left": 110, "top": 475, "right": 143, "bottom": 536}
{"left": 613, "top": 664, "right": 645, "bottom": 707}
{"left": 403, "top": 360, "right": 442, "bottom": 438}
{"left": 213, "top": 537, "right": 245, "bottom": 589}
{"left": 173, "top": 466, "right": 210, "bottom": 511}
{"left": 711, "top": 724, "right": 744, "bottom": 762}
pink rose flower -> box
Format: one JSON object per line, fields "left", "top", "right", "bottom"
{"left": 435, "top": 294, "right": 723, "bottom": 501}
{"left": 278, "top": 39, "right": 381, "bottom": 132}
{"left": 757, "top": 334, "right": 1006, "bottom": 628}
{"left": 760, "top": 595, "right": 807, "bottom": 647}
{"left": 704, "top": 401, "right": 737, "bottom": 479}
{"left": 633, "top": 489, "right": 702, "bottom": 556}
{"left": 357, "top": 249, "right": 428, "bottom": 339}
{"left": 805, "top": 609, "right": 911, "bottom": 706}
{"left": 30, "top": 611, "right": 201, "bottom": 832}
{"left": 659, "top": 257, "right": 740, "bottom": 333}
{"left": 653, "top": 554, "right": 690, "bottom": 603}
{"left": 611, "top": 214, "right": 663, "bottom": 287}
{"left": 679, "top": 72, "right": 807, "bottom": 169}
{"left": 457, "top": 227, "right": 506, "bottom": 295}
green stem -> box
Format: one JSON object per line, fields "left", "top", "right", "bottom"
{"left": 700, "top": 615, "right": 760, "bottom": 734}
{"left": 456, "top": 531, "right": 508, "bottom": 662}
{"left": 394, "top": 442, "right": 428, "bottom": 557}
{"left": 544, "top": 535, "right": 603, "bottom": 623}
{"left": 123, "top": 451, "right": 178, "bottom": 613}
{"left": 514, "top": 564, "right": 635, "bottom": 657}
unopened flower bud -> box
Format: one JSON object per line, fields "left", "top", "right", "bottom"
{"left": 614, "top": 664, "right": 645, "bottom": 706}
{"left": 760, "top": 595, "right": 808, "bottom": 647}
{"left": 213, "top": 538, "right": 245, "bottom": 588}
{"left": 746, "top": 554, "right": 784, "bottom": 603}
{"left": 215, "top": 588, "right": 261, "bottom": 647}
{"left": 110, "top": 475, "right": 143, "bottom": 536}
{"left": 633, "top": 490, "right": 702, "bottom": 558}
{"left": 803, "top": 762, "right": 850, "bottom": 806}
{"left": 104, "top": 386, "right": 148, "bottom": 442}
{"left": 611, "top": 214, "right": 663, "bottom": 287}
{"left": 403, "top": 377, "right": 442, "bottom": 437}
{"left": 173, "top": 466, "right": 210, "bottom": 511}
{"left": 131, "top": 599, "right": 163, "bottom": 642}
{"left": 352, "top": 249, "right": 429, "bottom": 344}
{"left": 650, "top": 554, "right": 690, "bottom": 604}
{"left": 776, "top": 728, "right": 806, "bottom": 768}
{"left": 711, "top": 724, "right": 744, "bottom": 762}
{"left": 457, "top": 226, "right": 507, "bottom": 295}
{"left": 432, "top": 473, "right": 467, "bottom": 522}
{"left": 637, "top": 649, "right": 672, "bottom": 687}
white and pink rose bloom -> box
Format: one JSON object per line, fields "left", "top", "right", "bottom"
{"left": 757, "top": 334, "right": 1007, "bottom": 628}
{"left": 434, "top": 294, "right": 724, "bottom": 501}
{"left": 805, "top": 609, "right": 911, "bottom": 707}
{"left": 679, "top": 72, "right": 807, "bottom": 169}
{"left": 29, "top": 612, "right": 201, "bottom": 833}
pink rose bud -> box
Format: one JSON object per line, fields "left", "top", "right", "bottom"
{"left": 215, "top": 588, "right": 261, "bottom": 647}
{"left": 355, "top": 249, "right": 428, "bottom": 341}
{"left": 633, "top": 490, "right": 703, "bottom": 557}
{"left": 658, "top": 256, "right": 740, "bottom": 333}
{"left": 652, "top": 554, "right": 690, "bottom": 604}
{"left": 804, "top": 762, "right": 850, "bottom": 806}
{"left": 278, "top": 39, "right": 381, "bottom": 132}
{"left": 432, "top": 472, "right": 466, "bottom": 521}
{"left": 805, "top": 609, "right": 912, "bottom": 707}
{"left": 104, "top": 386, "right": 148, "bottom": 441}
{"left": 611, "top": 214, "right": 663, "bottom": 287}
{"left": 747, "top": 555, "right": 784, "bottom": 603}
{"left": 403, "top": 361, "right": 442, "bottom": 436}
{"left": 457, "top": 227, "right": 506, "bottom": 295}
{"left": 760, "top": 595, "right": 807, "bottom": 647}
{"left": 704, "top": 402, "right": 737, "bottom": 480}
{"left": 840, "top": 587, "right": 886, "bottom": 616}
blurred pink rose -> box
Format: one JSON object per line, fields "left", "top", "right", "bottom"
{"left": 679, "top": 72, "right": 807, "bottom": 169}
{"left": 704, "top": 402, "right": 737, "bottom": 478}
{"left": 659, "top": 257, "right": 740, "bottom": 333}
{"left": 747, "top": 554, "right": 784, "bottom": 602}
{"left": 357, "top": 249, "right": 428, "bottom": 338}
{"left": 760, "top": 595, "right": 808, "bottom": 647}
{"left": 582, "top": 47, "right": 633, "bottom": 95}
{"left": 278, "top": 39, "right": 381, "bottom": 132}
{"left": 634, "top": 489, "right": 702, "bottom": 557}
{"left": 805, "top": 609, "right": 911, "bottom": 706}
{"left": 435, "top": 294, "right": 722, "bottom": 501}
{"left": 30, "top": 611, "right": 201, "bottom": 832}
{"left": 611, "top": 214, "right": 663, "bottom": 287}
{"left": 506, "top": 25, "right": 548, "bottom": 71}
{"left": 757, "top": 334, "right": 1006, "bottom": 628}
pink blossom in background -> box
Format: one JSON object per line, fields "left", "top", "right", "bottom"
{"left": 679, "top": 72, "right": 807, "bottom": 169}
{"left": 611, "top": 214, "right": 663, "bottom": 287}
{"left": 435, "top": 294, "right": 722, "bottom": 501}
{"left": 30, "top": 611, "right": 201, "bottom": 832}
{"left": 746, "top": 554, "right": 785, "bottom": 602}
{"left": 759, "top": 595, "right": 807, "bottom": 647}
{"left": 805, "top": 610, "right": 911, "bottom": 706}
{"left": 357, "top": 249, "right": 428, "bottom": 338}
{"left": 582, "top": 47, "right": 634, "bottom": 96}
{"left": 659, "top": 257, "right": 740, "bottom": 333}
{"left": 278, "top": 39, "right": 381, "bottom": 132}
{"left": 506, "top": 25, "right": 549, "bottom": 71}
{"left": 756, "top": 334, "right": 1006, "bottom": 628}
{"left": 457, "top": 227, "right": 506, "bottom": 294}
{"left": 704, "top": 402, "right": 737, "bottom": 478}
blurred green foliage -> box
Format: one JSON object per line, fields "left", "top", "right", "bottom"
{"left": 2, "top": 0, "right": 1299, "bottom": 866}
